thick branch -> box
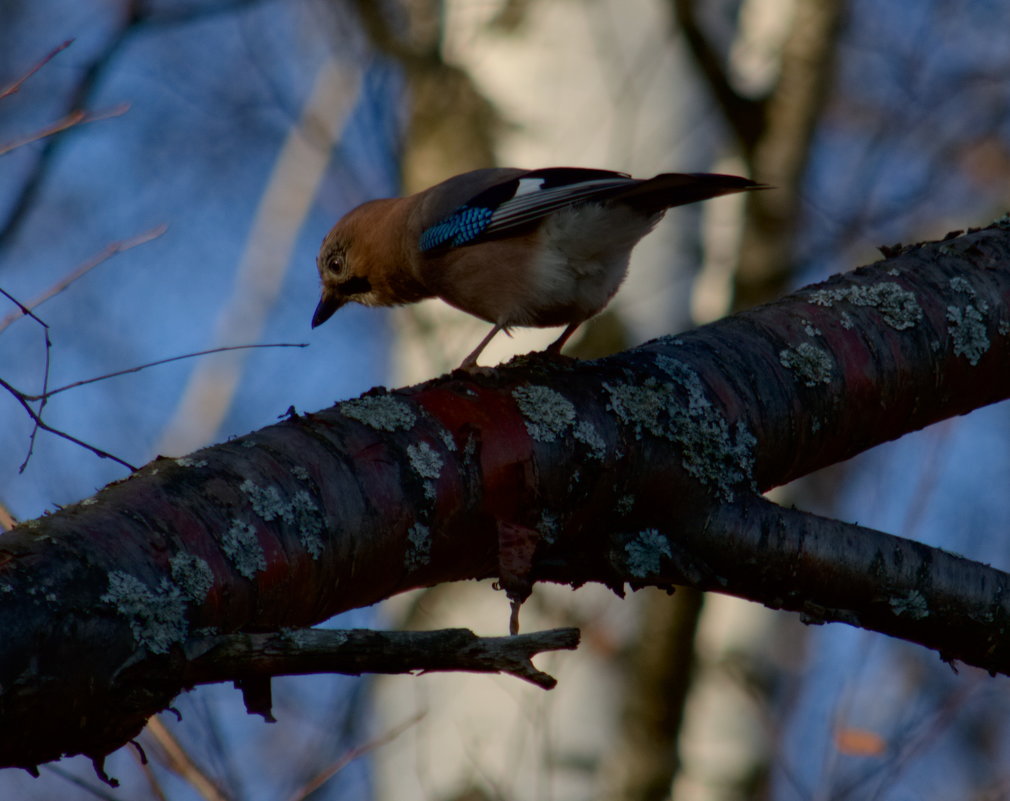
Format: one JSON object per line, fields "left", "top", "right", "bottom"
{"left": 646, "top": 496, "right": 1010, "bottom": 672}
{"left": 1, "top": 221, "right": 1010, "bottom": 769}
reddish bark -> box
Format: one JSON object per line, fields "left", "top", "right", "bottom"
{"left": 1, "top": 221, "right": 1009, "bottom": 772}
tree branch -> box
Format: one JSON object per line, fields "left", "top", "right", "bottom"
{"left": 1, "top": 220, "right": 1009, "bottom": 770}
{"left": 0, "top": 224, "right": 167, "bottom": 334}
{"left": 0, "top": 0, "right": 273, "bottom": 250}
{"left": 183, "top": 627, "right": 581, "bottom": 691}
{"left": 652, "top": 496, "right": 1010, "bottom": 671}
{"left": 0, "top": 376, "right": 138, "bottom": 472}
{"left": 670, "top": 0, "right": 767, "bottom": 156}
{"left": 20, "top": 343, "right": 306, "bottom": 401}
{"left": 0, "top": 39, "right": 74, "bottom": 100}
{"left": 0, "top": 103, "right": 130, "bottom": 157}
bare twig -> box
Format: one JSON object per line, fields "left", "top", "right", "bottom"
{"left": 3, "top": 273, "right": 300, "bottom": 471}
{"left": 285, "top": 713, "right": 425, "bottom": 801}
{"left": 23, "top": 317, "right": 54, "bottom": 472}
{"left": 0, "top": 1, "right": 271, "bottom": 248}
{"left": 0, "top": 289, "right": 56, "bottom": 469}
{"left": 0, "top": 223, "right": 164, "bottom": 334}
{"left": 21, "top": 343, "right": 307, "bottom": 401}
{"left": 0, "top": 8, "right": 140, "bottom": 248}
{"left": 0, "top": 376, "right": 138, "bottom": 472}
{"left": 0, "top": 39, "right": 74, "bottom": 100}
{"left": 0, "top": 286, "right": 48, "bottom": 328}
{"left": 144, "top": 716, "right": 232, "bottom": 801}
{"left": 0, "top": 224, "right": 167, "bottom": 469}
{"left": 0, "top": 103, "right": 130, "bottom": 157}
{"left": 134, "top": 759, "right": 170, "bottom": 801}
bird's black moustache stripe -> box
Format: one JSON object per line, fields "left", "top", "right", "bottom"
{"left": 338, "top": 276, "right": 372, "bottom": 295}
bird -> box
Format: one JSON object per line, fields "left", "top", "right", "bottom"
{"left": 311, "top": 167, "right": 763, "bottom": 368}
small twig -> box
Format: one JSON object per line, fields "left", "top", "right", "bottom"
{"left": 0, "top": 13, "right": 136, "bottom": 246}
{"left": 285, "top": 713, "right": 425, "bottom": 801}
{"left": 21, "top": 343, "right": 308, "bottom": 401}
{"left": 0, "top": 109, "right": 82, "bottom": 155}
{"left": 0, "top": 286, "right": 48, "bottom": 328}
{"left": 0, "top": 39, "right": 74, "bottom": 100}
{"left": 22, "top": 319, "right": 54, "bottom": 471}
{"left": 144, "top": 716, "right": 232, "bottom": 801}
{"left": 0, "top": 376, "right": 138, "bottom": 472}
{"left": 3, "top": 271, "right": 298, "bottom": 470}
{"left": 133, "top": 747, "right": 170, "bottom": 801}
{"left": 0, "top": 288, "right": 55, "bottom": 469}
{"left": 185, "top": 627, "right": 582, "bottom": 691}
{"left": 0, "top": 223, "right": 166, "bottom": 334}
{"left": 0, "top": 224, "right": 167, "bottom": 468}
{"left": 0, "top": 103, "right": 130, "bottom": 157}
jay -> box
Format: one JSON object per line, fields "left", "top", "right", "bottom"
{"left": 312, "top": 167, "right": 763, "bottom": 367}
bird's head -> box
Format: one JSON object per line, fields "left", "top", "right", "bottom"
{"left": 312, "top": 197, "right": 435, "bottom": 329}
{"left": 311, "top": 204, "right": 384, "bottom": 329}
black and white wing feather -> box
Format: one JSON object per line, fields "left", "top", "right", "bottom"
{"left": 418, "top": 167, "right": 762, "bottom": 253}
{"left": 419, "top": 168, "right": 636, "bottom": 252}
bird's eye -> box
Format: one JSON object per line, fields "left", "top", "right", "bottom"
{"left": 327, "top": 257, "right": 343, "bottom": 275}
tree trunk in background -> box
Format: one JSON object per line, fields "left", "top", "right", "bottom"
{"left": 613, "top": 3, "right": 844, "bottom": 799}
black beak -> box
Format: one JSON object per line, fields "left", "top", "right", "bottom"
{"left": 311, "top": 294, "right": 343, "bottom": 328}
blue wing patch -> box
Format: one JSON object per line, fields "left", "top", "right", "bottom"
{"left": 420, "top": 205, "right": 495, "bottom": 252}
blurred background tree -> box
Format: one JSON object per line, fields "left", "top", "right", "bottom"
{"left": 2, "top": 1, "right": 1010, "bottom": 799}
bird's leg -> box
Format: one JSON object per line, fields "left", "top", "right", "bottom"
{"left": 458, "top": 324, "right": 503, "bottom": 369}
{"left": 545, "top": 321, "right": 582, "bottom": 356}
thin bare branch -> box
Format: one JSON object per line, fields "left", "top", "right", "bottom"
{"left": 0, "top": 103, "right": 130, "bottom": 157}
{"left": 22, "top": 343, "right": 308, "bottom": 401}
{"left": 0, "top": 225, "right": 168, "bottom": 465}
{"left": 22, "top": 320, "right": 54, "bottom": 473}
{"left": 0, "top": 1, "right": 271, "bottom": 249}
{"left": 0, "top": 376, "right": 138, "bottom": 472}
{"left": 0, "top": 291, "right": 56, "bottom": 469}
{"left": 0, "top": 39, "right": 74, "bottom": 100}
{"left": 285, "top": 713, "right": 424, "bottom": 801}
{"left": 0, "top": 286, "right": 48, "bottom": 328}
{"left": 143, "top": 717, "right": 232, "bottom": 801}
{"left": 0, "top": 223, "right": 167, "bottom": 334}
{"left": 131, "top": 742, "right": 170, "bottom": 801}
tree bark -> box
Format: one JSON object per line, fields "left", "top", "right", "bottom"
{"left": 1, "top": 221, "right": 1009, "bottom": 772}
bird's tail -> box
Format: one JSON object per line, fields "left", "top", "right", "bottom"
{"left": 613, "top": 172, "right": 767, "bottom": 212}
